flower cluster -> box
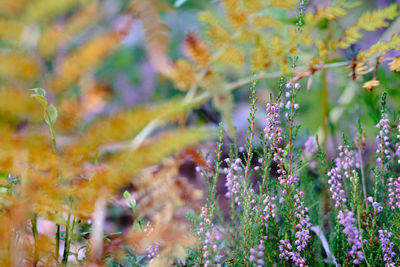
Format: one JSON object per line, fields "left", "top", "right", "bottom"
{"left": 278, "top": 239, "right": 306, "bottom": 267}
{"left": 249, "top": 240, "right": 265, "bottom": 267}
{"left": 262, "top": 195, "right": 276, "bottom": 229}
{"left": 294, "top": 191, "right": 312, "bottom": 252}
{"left": 338, "top": 210, "right": 365, "bottom": 264}
{"left": 367, "top": 197, "right": 383, "bottom": 213}
{"left": 387, "top": 177, "right": 400, "bottom": 210}
{"left": 327, "top": 164, "right": 347, "bottom": 208}
{"left": 224, "top": 158, "right": 242, "bottom": 204}
{"left": 264, "top": 102, "right": 293, "bottom": 187}
{"left": 376, "top": 113, "right": 391, "bottom": 166}
{"left": 304, "top": 135, "right": 317, "bottom": 154}
{"left": 197, "top": 206, "right": 222, "bottom": 266}
{"left": 378, "top": 229, "right": 396, "bottom": 267}
{"left": 396, "top": 125, "right": 400, "bottom": 164}
{"left": 284, "top": 82, "right": 300, "bottom": 119}
{"left": 146, "top": 242, "right": 160, "bottom": 264}
{"left": 336, "top": 145, "right": 359, "bottom": 181}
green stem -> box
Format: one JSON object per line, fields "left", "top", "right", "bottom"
{"left": 31, "top": 214, "right": 39, "bottom": 267}
{"left": 321, "top": 69, "right": 328, "bottom": 151}
{"left": 62, "top": 214, "right": 71, "bottom": 264}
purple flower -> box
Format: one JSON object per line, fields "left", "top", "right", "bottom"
{"left": 262, "top": 195, "right": 276, "bottom": 228}
{"left": 304, "top": 136, "right": 317, "bottom": 154}
{"left": 294, "top": 191, "right": 312, "bottom": 251}
{"left": 197, "top": 205, "right": 222, "bottom": 264}
{"left": 249, "top": 240, "right": 265, "bottom": 266}
{"left": 224, "top": 158, "right": 242, "bottom": 204}
{"left": 378, "top": 229, "right": 396, "bottom": 266}
{"left": 387, "top": 177, "right": 400, "bottom": 210}
{"left": 376, "top": 113, "right": 391, "bottom": 168}
{"left": 327, "top": 165, "right": 347, "bottom": 208}
{"left": 396, "top": 125, "right": 400, "bottom": 164}
{"left": 338, "top": 210, "right": 365, "bottom": 264}
{"left": 264, "top": 102, "right": 294, "bottom": 187}
{"left": 146, "top": 242, "right": 160, "bottom": 263}
{"left": 278, "top": 239, "right": 306, "bottom": 266}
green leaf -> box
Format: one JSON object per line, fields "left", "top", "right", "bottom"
{"left": 123, "top": 190, "right": 131, "bottom": 199}
{"left": 32, "top": 94, "right": 48, "bottom": 107}
{"left": 31, "top": 88, "right": 46, "bottom": 97}
{"left": 44, "top": 104, "right": 58, "bottom": 125}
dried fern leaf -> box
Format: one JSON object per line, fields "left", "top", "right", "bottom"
{"left": 103, "top": 127, "right": 216, "bottom": 188}
{"left": 67, "top": 98, "right": 203, "bottom": 158}
{"left": 129, "top": 0, "right": 170, "bottom": 74}
{"left": 251, "top": 40, "right": 271, "bottom": 71}
{"left": 167, "top": 59, "right": 197, "bottom": 91}
{"left": 48, "top": 32, "right": 121, "bottom": 92}
{"left": 183, "top": 31, "right": 212, "bottom": 68}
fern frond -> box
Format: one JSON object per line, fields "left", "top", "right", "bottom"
{"left": 252, "top": 14, "right": 282, "bottom": 28}
{"left": 359, "top": 34, "right": 400, "bottom": 59}
{"left": 129, "top": 0, "right": 170, "bottom": 74}
{"left": 49, "top": 32, "right": 121, "bottom": 92}
{"left": 199, "top": 11, "right": 231, "bottom": 48}
{"left": 269, "top": 0, "right": 296, "bottom": 9}
{"left": 218, "top": 45, "right": 244, "bottom": 66}
{"left": 38, "top": 2, "right": 100, "bottom": 58}
{"left": 183, "top": 31, "right": 212, "bottom": 68}
{"left": 167, "top": 59, "right": 197, "bottom": 91}
{"left": 99, "top": 127, "right": 216, "bottom": 189}
{"left": 244, "top": 0, "right": 264, "bottom": 14}
{"left": 251, "top": 39, "right": 271, "bottom": 71}
{"left": 24, "top": 0, "right": 81, "bottom": 22}
{"left": 339, "top": 4, "right": 398, "bottom": 49}
{"left": 67, "top": 98, "right": 203, "bottom": 158}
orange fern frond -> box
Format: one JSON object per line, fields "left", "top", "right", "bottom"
{"left": 183, "top": 31, "right": 212, "bottom": 68}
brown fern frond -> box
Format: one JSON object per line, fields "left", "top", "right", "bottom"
{"left": 129, "top": 0, "right": 171, "bottom": 74}
{"left": 183, "top": 31, "right": 212, "bottom": 68}
{"left": 167, "top": 59, "right": 197, "bottom": 91}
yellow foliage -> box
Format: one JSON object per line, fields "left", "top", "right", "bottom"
{"left": 218, "top": 45, "right": 244, "bottom": 66}
{"left": 339, "top": 4, "right": 398, "bottom": 49}
{"left": 389, "top": 57, "right": 400, "bottom": 72}
{"left": 0, "top": 52, "right": 39, "bottom": 82}
{"left": 269, "top": 0, "right": 296, "bottom": 9}
{"left": 251, "top": 40, "right": 271, "bottom": 71}
{"left": 0, "top": 88, "right": 42, "bottom": 122}
{"left": 24, "top": 0, "right": 82, "bottom": 22}
{"left": 252, "top": 14, "right": 282, "bottom": 28}
{"left": 244, "top": 0, "right": 264, "bottom": 14}
{"left": 49, "top": 32, "right": 121, "bottom": 92}
{"left": 67, "top": 97, "right": 202, "bottom": 158}
{"left": 0, "top": 20, "right": 23, "bottom": 42}
{"left": 167, "top": 59, "right": 197, "bottom": 91}
{"left": 359, "top": 34, "right": 400, "bottom": 59}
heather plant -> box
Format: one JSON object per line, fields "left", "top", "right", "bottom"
{"left": 0, "top": 0, "right": 400, "bottom": 266}
{"left": 189, "top": 81, "right": 400, "bottom": 266}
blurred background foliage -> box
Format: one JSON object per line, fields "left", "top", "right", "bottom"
{"left": 0, "top": 0, "right": 399, "bottom": 265}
